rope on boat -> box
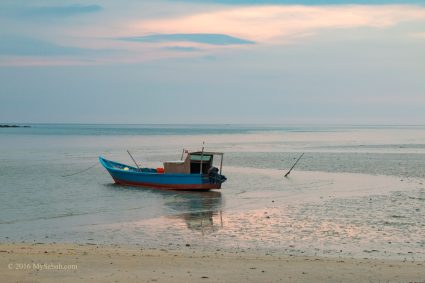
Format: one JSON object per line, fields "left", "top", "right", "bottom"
{"left": 61, "top": 162, "right": 98, "bottom": 177}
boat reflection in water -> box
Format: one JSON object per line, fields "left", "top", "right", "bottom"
{"left": 164, "top": 191, "right": 223, "bottom": 234}
{"left": 107, "top": 183, "right": 224, "bottom": 235}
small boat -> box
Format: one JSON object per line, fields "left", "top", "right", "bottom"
{"left": 99, "top": 151, "right": 226, "bottom": 190}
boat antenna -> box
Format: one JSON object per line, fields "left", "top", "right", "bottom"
{"left": 284, "top": 152, "right": 304, "bottom": 177}
{"left": 127, "top": 150, "right": 140, "bottom": 170}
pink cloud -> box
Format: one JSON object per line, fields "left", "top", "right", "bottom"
{"left": 131, "top": 5, "right": 425, "bottom": 44}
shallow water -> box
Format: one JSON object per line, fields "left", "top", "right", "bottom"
{"left": 0, "top": 124, "right": 424, "bottom": 260}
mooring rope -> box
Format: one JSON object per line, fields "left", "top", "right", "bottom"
{"left": 61, "top": 162, "right": 98, "bottom": 177}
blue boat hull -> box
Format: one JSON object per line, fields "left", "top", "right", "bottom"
{"left": 99, "top": 157, "right": 222, "bottom": 190}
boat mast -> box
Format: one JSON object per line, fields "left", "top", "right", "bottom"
{"left": 200, "top": 142, "right": 205, "bottom": 174}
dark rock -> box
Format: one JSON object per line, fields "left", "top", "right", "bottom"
{"left": 0, "top": 124, "right": 31, "bottom": 128}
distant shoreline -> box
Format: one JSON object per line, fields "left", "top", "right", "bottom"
{"left": 1, "top": 123, "right": 424, "bottom": 127}
{"left": 0, "top": 124, "right": 30, "bottom": 128}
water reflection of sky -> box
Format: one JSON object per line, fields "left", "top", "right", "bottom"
{"left": 1, "top": 164, "right": 424, "bottom": 261}
{"left": 1, "top": 126, "right": 425, "bottom": 261}
{"left": 94, "top": 169, "right": 425, "bottom": 261}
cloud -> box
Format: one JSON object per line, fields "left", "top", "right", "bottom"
{"left": 3, "top": 3, "right": 425, "bottom": 66}
{"left": 0, "top": 35, "right": 95, "bottom": 56}
{"left": 409, "top": 32, "right": 425, "bottom": 38}
{"left": 163, "top": 46, "right": 203, "bottom": 52}
{"left": 169, "top": 0, "right": 425, "bottom": 4}
{"left": 0, "top": 4, "right": 102, "bottom": 19}
{"left": 118, "top": 33, "right": 255, "bottom": 45}
{"left": 134, "top": 5, "right": 425, "bottom": 44}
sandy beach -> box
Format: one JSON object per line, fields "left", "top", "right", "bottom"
{"left": 2, "top": 243, "right": 425, "bottom": 283}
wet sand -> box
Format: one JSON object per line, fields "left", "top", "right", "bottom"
{"left": 1, "top": 243, "right": 425, "bottom": 283}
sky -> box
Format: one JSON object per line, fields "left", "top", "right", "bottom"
{"left": 0, "top": 0, "right": 424, "bottom": 124}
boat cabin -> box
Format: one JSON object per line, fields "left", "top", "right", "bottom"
{"left": 163, "top": 151, "right": 224, "bottom": 175}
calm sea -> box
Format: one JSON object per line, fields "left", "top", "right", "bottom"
{"left": 1, "top": 124, "right": 424, "bottom": 259}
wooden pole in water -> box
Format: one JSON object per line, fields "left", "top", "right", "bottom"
{"left": 284, "top": 152, "right": 304, "bottom": 177}
{"left": 127, "top": 150, "right": 140, "bottom": 170}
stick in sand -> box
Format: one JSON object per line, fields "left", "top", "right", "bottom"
{"left": 127, "top": 150, "right": 140, "bottom": 170}
{"left": 284, "top": 153, "right": 304, "bottom": 177}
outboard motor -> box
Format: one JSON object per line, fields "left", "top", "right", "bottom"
{"left": 208, "top": 167, "right": 227, "bottom": 184}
